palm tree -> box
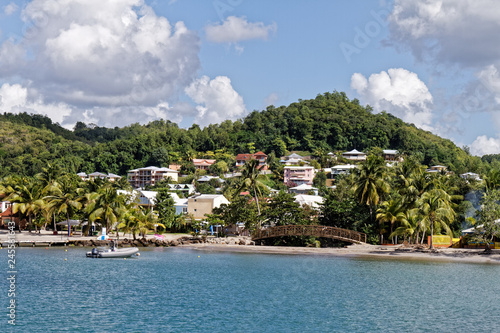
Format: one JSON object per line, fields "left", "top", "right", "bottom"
{"left": 45, "top": 175, "right": 84, "bottom": 237}
{"left": 353, "top": 155, "right": 390, "bottom": 222}
{"left": 416, "top": 188, "right": 456, "bottom": 249}
{"left": 376, "top": 199, "right": 405, "bottom": 244}
{"left": 36, "top": 164, "right": 63, "bottom": 232}
{"left": 86, "top": 184, "right": 127, "bottom": 238}
{"left": 484, "top": 168, "right": 500, "bottom": 192}
{"left": 9, "top": 178, "right": 45, "bottom": 232}
{"left": 239, "top": 159, "right": 264, "bottom": 216}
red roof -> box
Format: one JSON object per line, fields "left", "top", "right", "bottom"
{"left": 0, "top": 206, "right": 13, "bottom": 217}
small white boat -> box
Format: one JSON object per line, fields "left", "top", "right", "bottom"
{"left": 86, "top": 241, "right": 139, "bottom": 258}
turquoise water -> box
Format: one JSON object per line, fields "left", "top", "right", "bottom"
{"left": 2, "top": 247, "right": 500, "bottom": 332}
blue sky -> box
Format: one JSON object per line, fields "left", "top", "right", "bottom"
{"left": 1, "top": 0, "right": 500, "bottom": 156}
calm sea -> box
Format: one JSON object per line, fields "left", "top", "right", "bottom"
{"left": 1, "top": 247, "right": 500, "bottom": 332}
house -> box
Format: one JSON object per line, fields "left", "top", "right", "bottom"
{"left": 460, "top": 172, "right": 482, "bottom": 181}
{"left": 280, "top": 153, "right": 308, "bottom": 165}
{"left": 235, "top": 151, "right": 268, "bottom": 170}
{"left": 168, "top": 164, "right": 182, "bottom": 171}
{"left": 0, "top": 203, "right": 26, "bottom": 230}
{"left": 284, "top": 166, "right": 315, "bottom": 186}
{"left": 426, "top": 165, "right": 447, "bottom": 174}
{"left": 192, "top": 159, "right": 216, "bottom": 170}
{"left": 117, "top": 189, "right": 187, "bottom": 214}
{"left": 77, "top": 172, "right": 122, "bottom": 182}
{"left": 382, "top": 150, "right": 401, "bottom": 162}
{"left": 341, "top": 149, "right": 367, "bottom": 161}
{"left": 167, "top": 184, "right": 195, "bottom": 196}
{"left": 331, "top": 164, "right": 358, "bottom": 176}
{"left": 294, "top": 194, "right": 324, "bottom": 209}
{"left": 187, "top": 194, "right": 230, "bottom": 221}
{"left": 127, "top": 166, "right": 179, "bottom": 188}
{"left": 289, "top": 184, "right": 318, "bottom": 195}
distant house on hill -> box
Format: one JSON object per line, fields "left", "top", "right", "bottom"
{"left": 383, "top": 150, "right": 402, "bottom": 162}
{"left": 77, "top": 172, "right": 122, "bottom": 182}
{"left": 192, "top": 159, "right": 216, "bottom": 171}
{"left": 426, "top": 165, "right": 447, "bottom": 174}
{"left": 235, "top": 151, "right": 268, "bottom": 170}
{"left": 460, "top": 172, "right": 482, "bottom": 181}
{"left": 331, "top": 164, "right": 358, "bottom": 176}
{"left": 289, "top": 184, "right": 318, "bottom": 195}
{"left": 284, "top": 166, "right": 315, "bottom": 186}
{"left": 280, "top": 153, "right": 308, "bottom": 165}
{"left": 127, "top": 166, "right": 179, "bottom": 188}
{"left": 342, "top": 149, "right": 367, "bottom": 161}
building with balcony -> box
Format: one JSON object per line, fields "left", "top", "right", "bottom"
{"left": 284, "top": 166, "right": 315, "bottom": 186}
{"left": 127, "top": 166, "right": 179, "bottom": 189}
{"left": 235, "top": 151, "right": 268, "bottom": 170}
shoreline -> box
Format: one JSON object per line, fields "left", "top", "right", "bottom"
{"left": 181, "top": 243, "right": 500, "bottom": 265}
{"left": 2, "top": 230, "right": 500, "bottom": 264}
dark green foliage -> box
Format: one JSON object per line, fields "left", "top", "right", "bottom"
{"left": 156, "top": 188, "right": 175, "bottom": 229}
{"left": 0, "top": 91, "right": 486, "bottom": 179}
{"left": 319, "top": 191, "right": 371, "bottom": 231}
{"left": 263, "top": 191, "right": 307, "bottom": 226}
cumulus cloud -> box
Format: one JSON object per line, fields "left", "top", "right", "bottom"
{"left": 205, "top": 16, "right": 276, "bottom": 43}
{"left": 470, "top": 135, "right": 500, "bottom": 156}
{"left": 388, "top": 0, "right": 500, "bottom": 67}
{"left": 351, "top": 68, "right": 434, "bottom": 130}
{"left": 0, "top": 0, "right": 201, "bottom": 128}
{"left": 0, "top": 83, "right": 72, "bottom": 125}
{"left": 185, "top": 75, "right": 246, "bottom": 127}
{"left": 3, "top": 2, "right": 18, "bottom": 15}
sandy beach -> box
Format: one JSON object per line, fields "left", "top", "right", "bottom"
{"left": 2, "top": 230, "right": 500, "bottom": 264}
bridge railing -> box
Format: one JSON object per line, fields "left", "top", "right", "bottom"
{"left": 253, "top": 225, "right": 367, "bottom": 243}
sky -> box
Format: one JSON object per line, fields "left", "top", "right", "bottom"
{"left": 0, "top": 0, "right": 500, "bottom": 156}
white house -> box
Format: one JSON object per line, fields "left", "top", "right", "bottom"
{"left": 331, "top": 164, "right": 358, "bottom": 175}
{"left": 342, "top": 149, "right": 366, "bottom": 161}
{"left": 294, "top": 194, "right": 324, "bottom": 209}
{"left": 289, "top": 184, "right": 318, "bottom": 195}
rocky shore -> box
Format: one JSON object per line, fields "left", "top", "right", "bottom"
{"left": 70, "top": 236, "right": 255, "bottom": 248}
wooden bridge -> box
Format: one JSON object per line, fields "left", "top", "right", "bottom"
{"left": 252, "top": 225, "right": 367, "bottom": 244}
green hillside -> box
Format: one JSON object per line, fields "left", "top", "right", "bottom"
{"left": 0, "top": 91, "right": 485, "bottom": 177}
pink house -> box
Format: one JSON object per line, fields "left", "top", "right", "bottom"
{"left": 283, "top": 166, "right": 315, "bottom": 186}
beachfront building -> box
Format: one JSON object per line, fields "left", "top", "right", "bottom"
{"left": 235, "top": 151, "right": 268, "bottom": 170}
{"left": 284, "top": 166, "right": 315, "bottom": 186}
{"left": 341, "top": 149, "right": 367, "bottom": 161}
{"left": 117, "top": 189, "right": 188, "bottom": 214}
{"left": 187, "top": 194, "right": 230, "bottom": 221}
{"left": 127, "top": 166, "right": 179, "bottom": 189}
{"left": 192, "top": 159, "right": 216, "bottom": 171}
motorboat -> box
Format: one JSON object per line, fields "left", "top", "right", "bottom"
{"left": 86, "top": 240, "right": 139, "bottom": 258}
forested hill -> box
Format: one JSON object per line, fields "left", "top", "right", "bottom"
{"left": 0, "top": 91, "right": 486, "bottom": 177}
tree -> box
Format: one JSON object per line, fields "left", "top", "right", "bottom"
{"left": 263, "top": 191, "right": 306, "bottom": 226}
{"left": 85, "top": 184, "right": 126, "bottom": 237}
{"left": 353, "top": 155, "right": 390, "bottom": 221}
{"left": 155, "top": 188, "right": 176, "bottom": 229}
{"left": 9, "top": 178, "right": 45, "bottom": 232}
{"left": 239, "top": 159, "right": 265, "bottom": 217}
{"left": 376, "top": 199, "right": 405, "bottom": 244}
{"left": 415, "top": 188, "right": 456, "bottom": 249}
{"left": 212, "top": 195, "right": 259, "bottom": 232}
{"left": 470, "top": 190, "right": 500, "bottom": 253}
{"left": 46, "top": 175, "right": 84, "bottom": 237}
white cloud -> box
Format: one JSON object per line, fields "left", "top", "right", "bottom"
{"left": 0, "top": 83, "right": 72, "bottom": 125}
{"left": 4, "top": 2, "right": 18, "bottom": 15}
{"left": 351, "top": 68, "right": 434, "bottom": 130}
{"left": 0, "top": 0, "right": 201, "bottom": 128}
{"left": 185, "top": 75, "right": 246, "bottom": 127}
{"left": 205, "top": 16, "right": 276, "bottom": 43}
{"left": 470, "top": 135, "right": 500, "bottom": 156}
{"left": 388, "top": 0, "right": 500, "bottom": 68}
